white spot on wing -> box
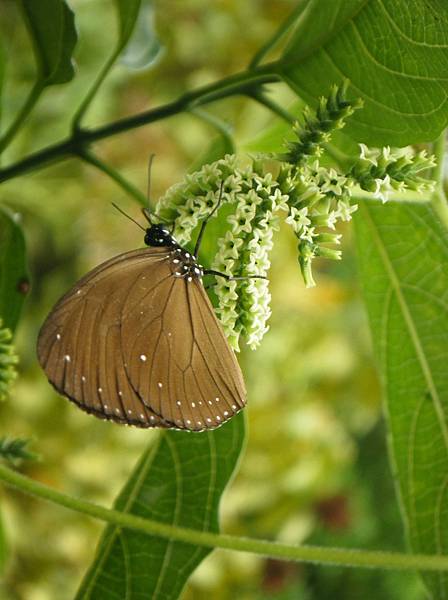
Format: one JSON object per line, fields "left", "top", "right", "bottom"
{"left": 140, "top": 354, "right": 147, "bottom": 362}
{"left": 64, "top": 355, "right": 71, "bottom": 362}
{"left": 56, "top": 334, "right": 61, "bottom": 340}
{"left": 158, "top": 382, "right": 163, "bottom": 388}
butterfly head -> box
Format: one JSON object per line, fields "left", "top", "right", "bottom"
{"left": 144, "top": 224, "right": 176, "bottom": 248}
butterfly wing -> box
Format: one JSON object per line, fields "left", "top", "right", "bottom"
{"left": 37, "top": 247, "right": 171, "bottom": 428}
{"left": 120, "top": 270, "right": 246, "bottom": 431}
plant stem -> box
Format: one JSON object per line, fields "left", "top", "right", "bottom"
{"left": 1, "top": 462, "right": 448, "bottom": 572}
{"left": 72, "top": 51, "right": 120, "bottom": 131}
{"left": 0, "top": 65, "right": 280, "bottom": 184}
{"left": 249, "top": 3, "right": 307, "bottom": 68}
{"left": 249, "top": 91, "right": 296, "bottom": 123}
{"left": 0, "top": 81, "right": 44, "bottom": 153}
{"left": 80, "top": 150, "right": 147, "bottom": 206}
{"left": 431, "top": 130, "right": 448, "bottom": 229}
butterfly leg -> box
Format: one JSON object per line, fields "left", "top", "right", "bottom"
{"left": 193, "top": 181, "right": 225, "bottom": 257}
{"left": 203, "top": 269, "right": 268, "bottom": 281}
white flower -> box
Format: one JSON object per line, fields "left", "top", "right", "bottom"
{"left": 285, "top": 206, "right": 311, "bottom": 234}
{"left": 335, "top": 200, "right": 358, "bottom": 221}
{"left": 373, "top": 175, "right": 391, "bottom": 203}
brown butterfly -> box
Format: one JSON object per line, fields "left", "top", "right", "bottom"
{"left": 37, "top": 204, "right": 247, "bottom": 431}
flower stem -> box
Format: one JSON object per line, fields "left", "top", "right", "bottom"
{"left": 1, "top": 462, "right": 447, "bottom": 572}
{"left": 0, "top": 65, "right": 279, "bottom": 184}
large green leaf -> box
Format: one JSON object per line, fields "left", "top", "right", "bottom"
{"left": 21, "top": 0, "right": 77, "bottom": 86}
{"left": 0, "top": 206, "right": 29, "bottom": 332}
{"left": 278, "top": 0, "right": 448, "bottom": 146}
{"left": 76, "top": 415, "right": 246, "bottom": 600}
{"left": 354, "top": 200, "right": 448, "bottom": 599}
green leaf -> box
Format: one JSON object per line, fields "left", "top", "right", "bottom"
{"left": 76, "top": 415, "right": 246, "bottom": 600}
{"left": 114, "top": 0, "right": 143, "bottom": 52}
{"left": 354, "top": 200, "right": 448, "bottom": 599}
{"left": 0, "top": 206, "right": 29, "bottom": 332}
{"left": 120, "top": 0, "right": 163, "bottom": 70}
{"left": 278, "top": 0, "right": 448, "bottom": 146}
{"left": 21, "top": 0, "right": 77, "bottom": 86}
{"left": 0, "top": 437, "right": 36, "bottom": 464}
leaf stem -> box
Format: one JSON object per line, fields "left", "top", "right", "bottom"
{"left": 80, "top": 149, "right": 147, "bottom": 206}
{"left": 431, "top": 130, "right": 448, "bottom": 229}
{"left": 72, "top": 50, "right": 121, "bottom": 131}
{"left": 0, "top": 65, "right": 279, "bottom": 183}
{"left": 249, "top": 91, "right": 296, "bottom": 123}
{"left": 1, "top": 462, "right": 448, "bottom": 572}
{"left": 0, "top": 81, "right": 44, "bottom": 153}
{"left": 249, "top": 3, "right": 307, "bottom": 68}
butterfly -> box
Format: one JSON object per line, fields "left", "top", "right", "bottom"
{"left": 37, "top": 202, "right": 247, "bottom": 432}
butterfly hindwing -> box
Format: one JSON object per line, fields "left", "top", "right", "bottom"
{"left": 120, "top": 267, "right": 246, "bottom": 431}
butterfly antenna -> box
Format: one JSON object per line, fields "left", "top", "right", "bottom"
{"left": 111, "top": 202, "right": 146, "bottom": 231}
{"left": 193, "top": 181, "right": 224, "bottom": 257}
{"left": 141, "top": 154, "right": 159, "bottom": 226}
{"left": 147, "top": 154, "right": 156, "bottom": 206}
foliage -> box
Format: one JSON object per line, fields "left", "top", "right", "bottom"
{"left": 0, "top": 321, "right": 18, "bottom": 402}
{"left": 0, "top": 437, "right": 35, "bottom": 465}
{"left": 355, "top": 201, "right": 448, "bottom": 597}
{"left": 0, "top": 1, "right": 447, "bottom": 599}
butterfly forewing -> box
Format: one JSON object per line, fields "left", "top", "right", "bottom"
{"left": 38, "top": 245, "right": 246, "bottom": 431}
{"left": 37, "top": 248, "right": 170, "bottom": 428}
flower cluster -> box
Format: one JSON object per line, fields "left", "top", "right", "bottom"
{"left": 0, "top": 321, "right": 18, "bottom": 401}
{"left": 211, "top": 170, "right": 288, "bottom": 350}
{"left": 154, "top": 84, "right": 436, "bottom": 351}
{"left": 280, "top": 82, "right": 363, "bottom": 166}
{"left": 350, "top": 145, "right": 436, "bottom": 202}
{"left": 154, "top": 155, "right": 242, "bottom": 243}
{"left": 278, "top": 161, "right": 357, "bottom": 287}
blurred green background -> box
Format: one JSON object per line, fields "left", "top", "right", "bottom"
{"left": 0, "top": 1, "right": 427, "bottom": 598}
